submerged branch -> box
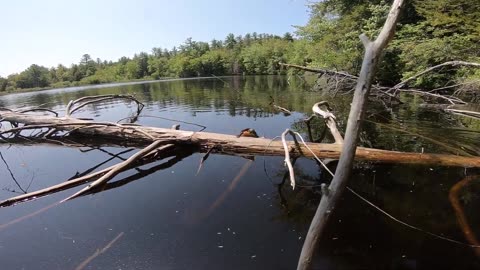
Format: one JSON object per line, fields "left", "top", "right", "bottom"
{"left": 62, "top": 142, "right": 174, "bottom": 202}
{"left": 0, "top": 109, "right": 479, "bottom": 167}
{"left": 449, "top": 175, "right": 480, "bottom": 256}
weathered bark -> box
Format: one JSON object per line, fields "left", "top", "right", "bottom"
{"left": 297, "top": 1, "right": 406, "bottom": 269}
{"left": 1, "top": 110, "right": 479, "bottom": 167}
{"left": 312, "top": 102, "right": 343, "bottom": 144}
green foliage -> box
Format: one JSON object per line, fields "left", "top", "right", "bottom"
{"left": 6, "top": 2, "right": 479, "bottom": 92}
{"left": 296, "top": 1, "right": 391, "bottom": 77}
{"left": 0, "top": 76, "right": 7, "bottom": 91}
{"left": 148, "top": 57, "right": 169, "bottom": 79}
{"left": 15, "top": 64, "right": 50, "bottom": 89}
{"left": 294, "top": 0, "right": 480, "bottom": 87}
{"left": 197, "top": 49, "right": 229, "bottom": 76}
{"left": 241, "top": 39, "right": 291, "bottom": 74}
{"left": 224, "top": 33, "right": 237, "bottom": 49}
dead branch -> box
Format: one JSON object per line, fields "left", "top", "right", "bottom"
{"left": 281, "top": 129, "right": 296, "bottom": 189}
{"left": 19, "top": 108, "right": 59, "bottom": 117}
{"left": 312, "top": 102, "right": 343, "bottom": 144}
{"left": 0, "top": 151, "right": 26, "bottom": 193}
{"left": 399, "top": 89, "right": 467, "bottom": 104}
{"left": 62, "top": 142, "right": 174, "bottom": 202}
{"left": 279, "top": 62, "right": 359, "bottom": 81}
{"left": 66, "top": 94, "right": 144, "bottom": 117}
{"left": 86, "top": 149, "right": 192, "bottom": 196}
{"left": 297, "top": 1, "right": 406, "bottom": 269}
{"left": 0, "top": 109, "right": 479, "bottom": 167}
{"left": 429, "top": 80, "right": 480, "bottom": 93}
{"left": 388, "top": 61, "right": 480, "bottom": 94}
{"left": 449, "top": 175, "right": 480, "bottom": 257}
{"left": 196, "top": 146, "right": 216, "bottom": 175}
{"left": 0, "top": 143, "right": 177, "bottom": 207}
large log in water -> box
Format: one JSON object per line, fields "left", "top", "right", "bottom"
{"left": 1, "top": 109, "right": 479, "bottom": 167}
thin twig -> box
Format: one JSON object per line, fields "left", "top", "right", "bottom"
{"left": 0, "top": 151, "right": 26, "bottom": 193}
{"left": 399, "top": 89, "right": 466, "bottom": 104}
{"left": 0, "top": 145, "right": 172, "bottom": 207}
{"left": 119, "top": 114, "right": 207, "bottom": 132}
{"left": 62, "top": 142, "right": 173, "bottom": 202}
{"left": 279, "top": 63, "right": 359, "bottom": 80}
{"left": 67, "top": 94, "right": 144, "bottom": 117}
{"left": 429, "top": 80, "right": 480, "bottom": 93}
{"left": 19, "top": 108, "right": 59, "bottom": 117}
{"left": 196, "top": 146, "right": 216, "bottom": 175}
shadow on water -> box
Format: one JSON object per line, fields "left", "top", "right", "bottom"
{"left": 0, "top": 76, "right": 479, "bottom": 269}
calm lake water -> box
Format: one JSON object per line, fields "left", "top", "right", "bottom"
{"left": 0, "top": 76, "right": 479, "bottom": 269}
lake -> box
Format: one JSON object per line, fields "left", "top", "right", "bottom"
{"left": 0, "top": 76, "right": 479, "bottom": 269}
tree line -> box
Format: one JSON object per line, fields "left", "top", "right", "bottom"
{"left": 1, "top": 0, "right": 479, "bottom": 92}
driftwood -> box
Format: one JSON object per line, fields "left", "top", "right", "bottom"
{"left": 1, "top": 109, "right": 479, "bottom": 167}
{"left": 62, "top": 142, "right": 174, "bottom": 202}
{"left": 297, "top": 1, "right": 406, "bottom": 269}
{"left": 0, "top": 141, "right": 183, "bottom": 207}
{"left": 0, "top": 91, "right": 479, "bottom": 210}
{"left": 311, "top": 102, "right": 343, "bottom": 144}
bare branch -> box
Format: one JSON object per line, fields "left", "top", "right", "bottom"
{"left": 62, "top": 142, "right": 174, "bottom": 202}
{"left": 388, "top": 61, "right": 480, "bottom": 94}
{"left": 281, "top": 129, "right": 296, "bottom": 189}
{"left": 279, "top": 62, "right": 358, "bottom": 80}
{"left": 66, "top": 94, "right": 144, "bottom": 117}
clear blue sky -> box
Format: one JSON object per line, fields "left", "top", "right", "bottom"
{"left": 0, "top": 0, "right": 310, "bottom": 77}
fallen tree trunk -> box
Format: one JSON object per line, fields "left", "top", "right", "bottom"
{"left": 1, "top": 109, "right": 479, "bottom": 167}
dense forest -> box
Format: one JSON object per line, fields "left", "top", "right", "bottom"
{"left": 1, "top": 0, "right": 479, "bottom": 92}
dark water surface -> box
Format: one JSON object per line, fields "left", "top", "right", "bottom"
{"left": 0, "top": 76, "right": 480, "bottom": 269}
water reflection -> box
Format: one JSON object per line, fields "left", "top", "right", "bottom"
{"left": 0, "top": 76, "right": 479, "bottom": 269}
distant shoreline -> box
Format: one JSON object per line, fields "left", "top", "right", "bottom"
{"left": 0, "top": 75, "right": 261, "bottom": 98}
